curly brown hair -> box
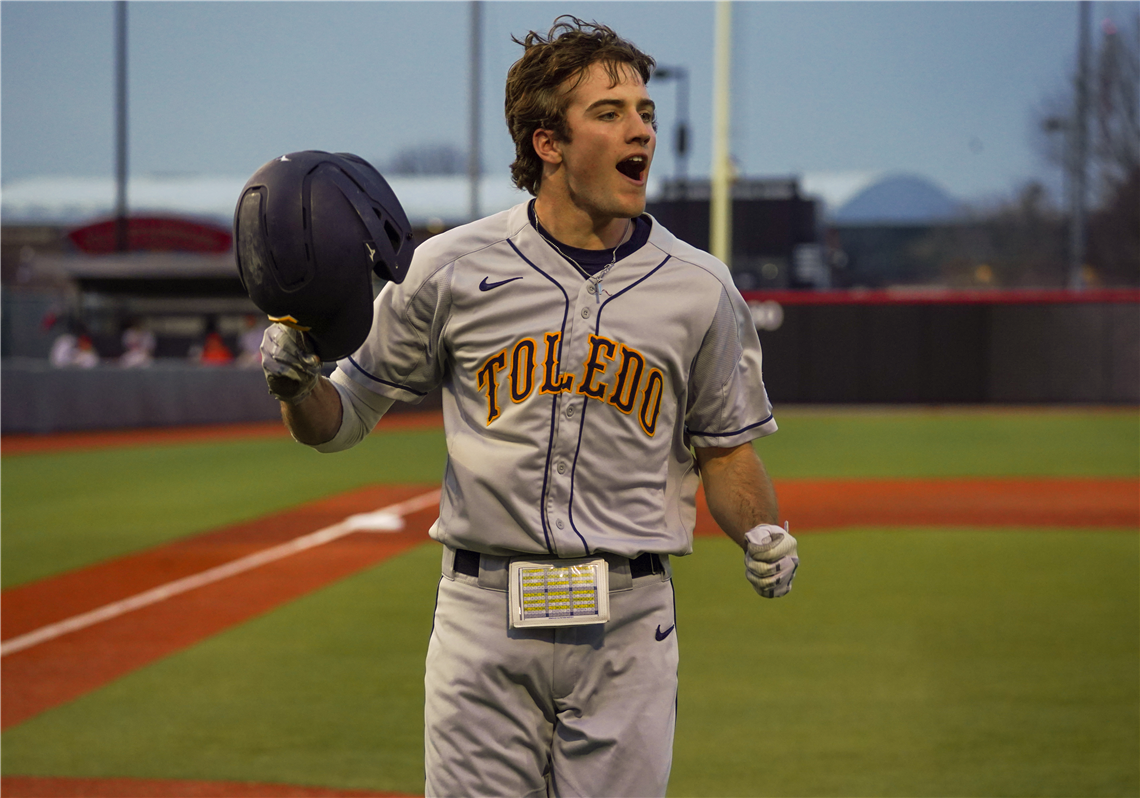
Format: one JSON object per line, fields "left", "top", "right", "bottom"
{"left": 504, "top": 16, "right": 656, "bottom": 196}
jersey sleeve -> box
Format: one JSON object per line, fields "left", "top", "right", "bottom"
{"left": 335, "top": 258, "right": 455, "bottom": 404}
{"left": 308, "top": 371, "right": 395, "bottom": 454}
{"left": 684, "top": 285, "right": 777, "bottom": 449}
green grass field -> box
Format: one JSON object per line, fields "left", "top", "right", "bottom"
{"left": 2, "top": 408, "right": 1138, "bottom": 796}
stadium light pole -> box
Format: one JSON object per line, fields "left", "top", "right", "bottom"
{"left": 1068, "top": 0, "right": 1091, "bottom": 290}
{"left": 653, "top": 65, "right": 690, "bottom": 199}
{"left": 115, "top": 0, "right": 129, "bottom": 252}
{"left": 468, "top": 0, "right": 483, "bottom": 222}
{"left": 710, "top": 1, "right": 733, "bottom": 267}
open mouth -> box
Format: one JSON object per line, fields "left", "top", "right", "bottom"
{"left": 616, "top": 155, "right": 648, "bottom": 181}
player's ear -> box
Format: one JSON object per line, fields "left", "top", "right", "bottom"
{"left": 532, "top": 128, "right": 563, "bottom": 165}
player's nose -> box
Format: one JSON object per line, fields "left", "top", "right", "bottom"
{"left": 627, "top": 118, "right": 654, "bottom": 146}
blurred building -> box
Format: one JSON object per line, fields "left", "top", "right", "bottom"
{"left": 646, "top": 178, "right": 827, "bottom": 290}
{"left": 802, "top": 172, "right": 966, "bottom": 288}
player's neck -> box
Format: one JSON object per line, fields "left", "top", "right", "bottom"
{"left": 533, "top": 195, "right": 631, "bottom": 251}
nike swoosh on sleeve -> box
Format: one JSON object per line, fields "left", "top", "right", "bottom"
{"left": 479, "top": 276, "right": 524, "bottom": 291}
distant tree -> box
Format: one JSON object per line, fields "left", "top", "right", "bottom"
{"left": 386, "top": 144, "right": 467, "bottom": 176}
{"left": 1086, "top": 13, "right": 1140, "bottom": 285}
{"left": 1037, "top": 12, "right": 1138, "bottom": 202}
{"left": 1035, "top": 10, "right": 1139, "bottom": 285}
{"left": 1086, "top": 165, "right": 1140, "bottom": 286}
{"left": 903, "top": 16, "right": 1138, "bottom": 292}
{"left": 1091, "top": 15, "right": 1140, "bottom": 196}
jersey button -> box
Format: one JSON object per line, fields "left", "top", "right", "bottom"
{"left": 565, "top": 405, "right": 575, "bottom": 418}
{"left": 581, "top": 308, "right": 591, "bottom": 319}
{"left": 556, "top": 519, "right": 565, "bottom": 529}
{"left": 556, "top": 462, "right": 566, "bottom": 474}
{"left": 587, "top": 284, "right": 596, "bottom": 294}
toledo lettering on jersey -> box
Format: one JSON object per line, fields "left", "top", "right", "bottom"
{"left": 477, "top": 332, "right": 665, "bottom": 436}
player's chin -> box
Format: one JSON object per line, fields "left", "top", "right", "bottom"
{"left": 611, "top": 185, "right": 648, "bottom": 218}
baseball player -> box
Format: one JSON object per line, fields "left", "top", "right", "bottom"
{"left": 259, "top": 16, "right": 798, "bottom": 798}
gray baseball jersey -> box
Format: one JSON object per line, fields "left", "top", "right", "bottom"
{"left": 335, "top": 199, "right": 776, "bottom": 560}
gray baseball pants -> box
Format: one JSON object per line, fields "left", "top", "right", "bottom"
{"left": 425, "top": 546, "right": 679, "bottom": 798}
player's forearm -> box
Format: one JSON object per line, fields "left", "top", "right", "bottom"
{"left": 281, "top": 376, "right": 343, "bottom": 446}
{"left": 694, "top": 443, "right": 779, "bottom": 549}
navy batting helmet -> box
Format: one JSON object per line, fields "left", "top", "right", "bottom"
{"left": 234, "top": 150, "right": 414, "bottom": 361}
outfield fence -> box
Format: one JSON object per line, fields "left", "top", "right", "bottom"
{"left": 2, "top": 289, "right": 1137, "bottom": 433}
{"left": 747, "top": 288, "right": 1140, "bottom": 405}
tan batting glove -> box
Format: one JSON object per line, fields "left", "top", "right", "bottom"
{"left": 744, "top": 522, "right": 799, "bottom": 598}
{"left": 260, "top": 323, "right": 321, "bottom": 405}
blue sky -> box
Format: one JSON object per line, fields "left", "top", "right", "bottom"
{"left": 2, "top": 1, "right": 1134, "bottom": 208}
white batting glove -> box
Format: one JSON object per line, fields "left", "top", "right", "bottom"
{"left": 260, "top": 323, "right": 321, "bottom": 405}
{"left": 744, "top": 522, "right": 799, "bottom": 598}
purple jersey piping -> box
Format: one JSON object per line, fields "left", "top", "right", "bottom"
{"left": 686, "top": 414, "right": 775, "bottom": 438}
{"left": 567, "top": 254, "right": 673, "bottom": 554}
{"left": 345, "top": 357, "right": 429, "bottom": 396}
{"left": 507, "top": 238, "right": 572, "bottom": 554}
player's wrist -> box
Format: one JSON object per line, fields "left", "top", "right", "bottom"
{"left": 744, "top": 522, "right": 791, "bottom": 554}
{"left": 282, "top": 378, "right": 342, "bottom": 445}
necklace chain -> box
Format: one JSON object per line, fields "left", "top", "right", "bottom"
{"left": 535, "top": 212, "right": 631, "bottom": 304}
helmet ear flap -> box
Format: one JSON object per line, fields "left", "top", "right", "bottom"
{"left": 233, "top": 150, "right": 414, "bottom": 362}
{"left": 234, "top": 186, "right": 270, "bottom": 296}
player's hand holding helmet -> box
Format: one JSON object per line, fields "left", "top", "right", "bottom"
{"left": 233, "top": 150, "right": 414, "bottom": 364}
{"left": 744, "top": 523, "right": 799, "bottom": 598}
{"left": 261, "top": 323, "right": 321, "bottom": 404}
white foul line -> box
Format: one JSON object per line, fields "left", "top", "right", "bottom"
{"left": 0, "top": 489, "right": 442, "bottom": 658}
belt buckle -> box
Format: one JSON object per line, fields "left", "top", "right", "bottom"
{"left": 508, "top": 557, "right": 610, "bottom": 628}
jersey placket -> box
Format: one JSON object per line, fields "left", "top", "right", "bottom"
{"left": 542, "top": 276, "right": 602, "bottom": 558}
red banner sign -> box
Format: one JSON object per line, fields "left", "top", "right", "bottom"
{"left": 67, "top": 217, "right": 233, "bottom": 255}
